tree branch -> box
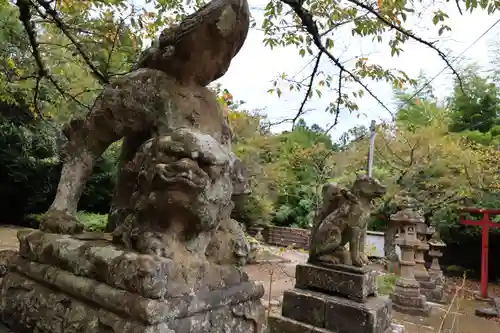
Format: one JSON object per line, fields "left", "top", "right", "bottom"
{"left": 31, "top": 0, "right": 109, "bottom": 84}
{"left": 292, "top": 51, "right": 323, "bottom": 128}
{"left": 280, "top": 0, "right": 394, "bottom": 118}
{"left": 16, "top": 0, "right": 90, "bottom": 117}
{"left": 346, "top": 0, "right": 463, "bottom": 90}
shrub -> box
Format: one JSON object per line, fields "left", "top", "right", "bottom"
{"left": 76, "top": 212, "right": 108, "bottom": 232}
{"left": 26, "top": 211, "right": 108, "bottom": 232}
{"left": 0, "top": 114, "right": 118, "bottom": 223}
{"left": 376, "top": 274, "right": 398, "bottom": 295}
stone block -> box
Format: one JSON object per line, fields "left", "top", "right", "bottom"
{"left": 0, "top": 270, "right": 264, "bottom": 333}
{"left": 295, "top": 263, "right": 376, "bottom": 302}
{"left": 15, "top": 229, "right": 247, "bottom": 299}
{"left": 281, "top": 289, "right": 326, "bottom": 327}
{"left": 268, "top": 314, "right": 400, "bottom": 333}
{"left": 390, "top": 284, "right": 430, "bottom": 317}
{"left": 0, "top": 232, "right": 266, "bottom": 333}
{"left": 268, "top": 315, "right": 332, "bottom": 333}
{"left": 280, "top": 288, "right": 391, "bottom": 333}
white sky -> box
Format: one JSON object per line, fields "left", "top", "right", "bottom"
{"left": 212, "top": 1, "right": 500, "bottom": 139}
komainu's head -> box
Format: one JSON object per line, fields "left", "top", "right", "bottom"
{"left": 351, "top": 174, "right": 386, "bottom": 199}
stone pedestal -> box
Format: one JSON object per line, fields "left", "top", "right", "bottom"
{"left": 268, "top": 263, "right": 404, "bottom": 333}
{"left": 0, "top": 229, "right": 265, "bottom": 333}
{"left": 389, "top": 208, "right": 430, "bottom": 317}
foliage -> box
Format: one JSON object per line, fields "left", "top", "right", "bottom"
{"left": 448, "top": 67, "right": 500, "bottom": 146}
{"left": 376, "top": 274, "right": 397, "bottom": 295}
{"left": 0, "top": 0, "right": 498, "bottom": 128}
{"left": 0, "top": 109, "right": 117, "bottom": 223}
{"left": 76, "top": 212, "right": 108, "bottom": 232}
{"left": 26, "top": 211, "right": 108, "bottom": 232}
{"left": 218, "top": 88, "right": 338, "bottom": 228}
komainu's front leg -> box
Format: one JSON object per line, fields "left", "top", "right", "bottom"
{"left": 350, "top": 226, "right": 365, "bottom": 267}
{"left": 358, "top": 225, "right": 370, "bottom": 265}
{"left": 41, "top": 81, "right": 156, "bottom": 235}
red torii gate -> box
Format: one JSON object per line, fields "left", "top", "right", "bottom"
{"left": 460, "top": 207, "right": 500, "bottom": 299}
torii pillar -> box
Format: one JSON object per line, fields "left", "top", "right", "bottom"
{"left": 460, "top": 207, "right": 500, "bottom": 299}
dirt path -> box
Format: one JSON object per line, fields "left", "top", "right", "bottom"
{"left": 0, "top": 225, "right": 21, "bottom": 251}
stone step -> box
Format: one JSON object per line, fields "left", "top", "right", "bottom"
{"left": 280, "top": 288, "right": 392, "bottom": 333}
{"left": 295, "top": 263, "right": 377, "bottom": 302}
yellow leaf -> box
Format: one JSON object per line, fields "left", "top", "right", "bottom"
{"left": 6, "top": 58, "right": 15, "bottom": 69}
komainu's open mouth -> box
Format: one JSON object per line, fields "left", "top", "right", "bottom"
{"left": 155, "top": 157, "right": 210, "bottom": 189}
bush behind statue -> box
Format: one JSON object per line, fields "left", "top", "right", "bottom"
{"left": 0, "top": 114, "right": 117, "bottom": 224}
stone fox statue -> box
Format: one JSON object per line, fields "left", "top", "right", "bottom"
{"left": 308, "top": 175, "right": 386, "bottom": 267}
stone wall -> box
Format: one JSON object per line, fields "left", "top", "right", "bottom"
{"left": 248, "top": 226, "right": 310, "bottom": 249}
{"left": 248, "top": 226, "right": 393, "bottom": 258}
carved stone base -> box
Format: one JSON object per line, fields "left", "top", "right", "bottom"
{"left": 417, "top": 277, "right": 449, "bottom": 304}
{"left": 268, "top": 314, "right": 404, "bottom": 333}
{"left": 268, "top": 264, "right": 404, "bottom": 333}
{"left": 278, "top": 288, "right": 391, "bottom": 333}
{"left": 295, "top": 263, "right": 377, "bottom": 302}
{"left": 0, "top": 229, "right": 265, "bottom": 333}
{"left": 390, "top": 279, "right": 430, "bottom": 317}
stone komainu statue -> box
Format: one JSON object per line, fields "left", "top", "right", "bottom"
{"left": 308, "top": 175, "right": 386, "bottom": 267}
{"left": 38, "top": 0, "right": 251, "bottom": 261}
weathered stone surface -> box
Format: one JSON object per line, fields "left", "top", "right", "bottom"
{"left": 295, "top": 263, "right": 377, "bottom": 301}
{"left": 6, "top": 254, "right": 263, "bottom": 324}
{"left": 206, "top": 218, "right": 252, "bottom": 266}
{"left": 268, "top": 315, "right": 332, "bottom": 333}
{"left": 17, "top": 229, "right": 247, "bottom": 299}
{"left": 281, "top": 289, "right": 326, "bottom": 327}
{"left": 308, "top": 175, "right": 386, "bottom": 267}
{"left": 268, "top": 314, "right": 399, "bottom": 333}
{"left": 8, "top": 0, "right": 266, "bottom": 331}
{"left": 0, "top": 250, "right": 16, "bottom": 278}
{"left": 281, "top": 288, "right": 391, "bottom": 333}
{"left": 0, "top": 272, "right": 264, "bottom": 333}
{"left": 475, "top": 307, "right": 499, "bottom": 318}
{"left": 417, "top": 278, "right": 448, "bottom": 304}
{"left": 390, "top": 282, "right": 430, "bottom": 317}
{"left": 137, "top": 0, "right": 250, "bottom": 87}
{"left": 324, "top": 293, "right": 391, "bottom": 333}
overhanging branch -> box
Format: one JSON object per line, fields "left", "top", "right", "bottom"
{"left": 346, "top": 0, "right": 464, "bottom": 91}
{"left": 280, "top": 0, "right": 395, "bottom": 118}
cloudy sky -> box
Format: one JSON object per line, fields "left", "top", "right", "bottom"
{"left": 211, "top": 0, "right": 500, "bottom": 139}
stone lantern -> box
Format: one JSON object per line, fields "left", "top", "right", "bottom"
{"left": 389, "top": 204, "right": 430, "bottom": 316}
{"left": 427, "top": 229, "right": 449, "bottom": 303}
{"left": 414, "top": 224, "right": 435, "bottom": 300}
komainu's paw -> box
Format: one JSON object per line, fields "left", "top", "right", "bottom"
{"left": 352, "top": 254, "right": 369, "bottom": 267}
{"left": 360, "top": 254, "right": 370, "bottom": 265}
{"left": 316, "top": 254, "right": 342, "bottom": 265}
{"left": 39, "top": 210, "right": 84, "bottom": 235}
